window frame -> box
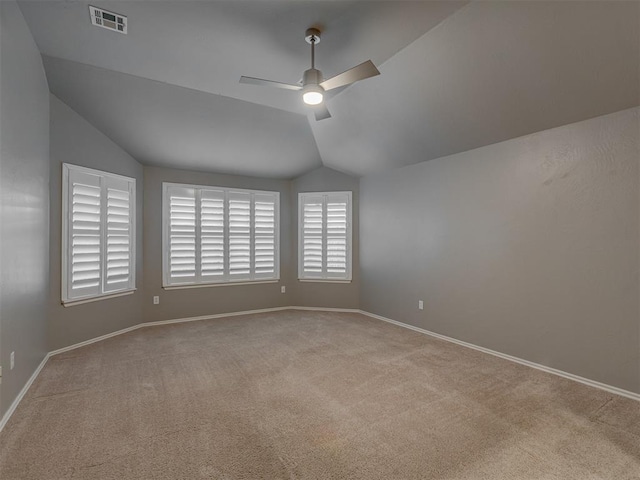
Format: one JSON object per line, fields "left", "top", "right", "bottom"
{"left": 62, "top": 163, "right": 136, "bottom": 306}
{"left": 162, "top": 182, "right": 280, "bottom": 288}
{"left": 298, "top": 191, "right": 352, "bottom": 282}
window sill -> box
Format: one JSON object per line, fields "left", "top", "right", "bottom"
{"left": 163, "top": 280, "right": 279, "bottom": 290}
{"left": 298, "top": 279, "right": 352, "bottom": 284}
{"left": 62, "top": 289, "right": 136, "bottom": 307}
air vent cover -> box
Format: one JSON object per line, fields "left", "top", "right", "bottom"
{"left": 89, "top": 6, "right": 127, "bottom": 34}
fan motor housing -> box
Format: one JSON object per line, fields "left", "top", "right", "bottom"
{"left": 303, "top": 68, "right": 322, "bottom": 86}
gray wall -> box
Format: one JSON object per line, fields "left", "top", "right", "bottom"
{"left": 48, "top": 95, "right": 144, "bottom": 350}
{"left": 0, "top": 1, "right": 50, "bottom": 417}
{"left": 360, "top": 107, "right": 640, "bottom": 393}
{"left": 291, "top": 167, "right": 360, "bottom": 309}
{"left": 143, "top": 166, "right": 292, "bottom": 322}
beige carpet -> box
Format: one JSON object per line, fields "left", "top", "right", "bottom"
{"left": 1, "top": 310, "right": 639, "bottom": 479}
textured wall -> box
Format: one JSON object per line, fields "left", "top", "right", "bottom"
{"left": 291, "top": 167, "right": 360, "bottom": 309}
{"left": 360, "top": 108, "right": 640, "bottom": 393}
{"left": 0, "top": 1, "right": 50, "bottom": 417}
{"left": 48, "top": 95, "right": 144, "bottom": 351}
{"left": 142, "top": 166, "right": 292, "bottom": 323}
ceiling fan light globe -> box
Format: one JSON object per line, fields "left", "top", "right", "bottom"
{"left": 302, "top": 84, "right": 324, "bottom": 105}
{"left": 303, "top": 91, "right": 323, "bottom": 105}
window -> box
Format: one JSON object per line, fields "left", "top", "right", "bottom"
{"left": 162, "top": 183, "right": 279, "bottom": 287}
{"left": 298, "top": 191, "right": 352, "bottom": 281}
{"left": 62, "top": 164, "right": 136, "bottom": 305}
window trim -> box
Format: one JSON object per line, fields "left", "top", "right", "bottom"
{"left": 62, "top": 163, "right": 136, "bottom": 306}
{"left": 298, "top": 191, "right": 352, "bottom": 282}
{"left": 162, "top": 182, "right": 280, "bottom": 288}
{"left": 62, "top": 290, "right": 136, "bottom": 308}
{"left": 163, "top": 280, "right": 278, "bottom": 291}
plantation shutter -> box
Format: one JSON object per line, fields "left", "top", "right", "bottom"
{"left": 67, "top": 169, "right": 102, "bottom": 298}
{"left": 104, "top": 177, "right": 133, "bottom": 292}
{"left": 326, "top": 194, "right": 349, "bottom": 278}
{"left": 254, "top": 193, "right": 277, "bottom": 279}
{"left": 228, "top": 191, "right": 252, "bottom": 279}
{"left": 163, "top": 183, "right": 280, "bottom": 287}
{"left": 63, "top": 164, "right": 136, "bottom": 304}
{"left": 166, "top": 185, "right": 197, "bottom": 285}
{"left": 299, "top": 192, "right": 352, "bottom": 281}
{"left": 200, "top": 189, "right": 225, "bottom": 279}
{"left": 301, "top": 194, "right": 324, "bottom": 276}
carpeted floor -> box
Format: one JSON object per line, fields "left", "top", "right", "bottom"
{"left": 0, "top": 310, "right": 639, "bottom": 479}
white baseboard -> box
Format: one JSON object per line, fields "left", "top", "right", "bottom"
{"left": 3, "top": 305, "right": 637, "bottom": 433}
{"left": 0, "top": 354, "right": 50, "bottom": 432}
{"left": 49, "top": 324, "right": 142, "bottom": 356}
{"left": 49, "top": 306, "right": 293, "bottom": 357}
{"left": 358, "top": 310, "right": 640, "bottom": 403}
{"left": 289, "top": 306, "right": 361, "bottom": 313}
{"left": 142, "top": 306, "right": 292, "bottom": 328}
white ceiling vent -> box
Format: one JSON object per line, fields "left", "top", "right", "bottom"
{"left": 89, "top": 6, "right": 127, "bottom": 34}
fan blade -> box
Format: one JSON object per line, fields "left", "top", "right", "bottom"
{"left": 313, "top": 103, "right": 331, "bottom": 121}
{"left": 319, "top": 60, "right": 380, "bottom": 91}
{"left": 239, "top": 76, "right": 302, "bottom": 91}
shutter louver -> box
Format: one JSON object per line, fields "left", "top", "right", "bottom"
{"left": 201, "top": 190, "right": 225, "bottom": 278}
{"left": 254, "top": 194, "right": 276, "bottom": 277}
{"left": 228, "top": 192, "right": 251, "bottom": 277}
{"left": 71, "top": 180, "right": 102, "bottom": 295}
{"left": 169, "top": 187, "right": 196, "bottom": 283}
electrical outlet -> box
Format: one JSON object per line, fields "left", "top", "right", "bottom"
{"left": 153, "top": 296, "right": 160, "bottom": 305}
{"left": 10, "top": 351, "right": 15, "bottom": 370}
{"left": 281, "top": 286, "right": 286, "bottom": 294}
{"left": 418, "top": 300, "right": 424, "bottom": 310}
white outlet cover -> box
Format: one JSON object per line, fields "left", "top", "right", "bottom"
{"left": 153, "top": 296, "right": 160, "bottom": 305}
{"left": 281, "top": 286, "right": 286, "bottom": 294}
{"left": 10, "top": 351, "right": 15, "bottom": 370}
{"left": 418, "top": 300, "right": 424, "bottom": 310}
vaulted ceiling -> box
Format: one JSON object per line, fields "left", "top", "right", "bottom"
{"left": 19, "top": 1, "right": 640, "bottom": 178}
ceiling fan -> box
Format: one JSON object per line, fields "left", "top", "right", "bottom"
{"left": 239, "top": 28, "right": 380, "bottom": 121}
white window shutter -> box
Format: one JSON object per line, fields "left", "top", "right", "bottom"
{"left": 301, "top": 194, "right": 324, "bottom": 277}
{"left": 325, "top": 193, "right": 349, "bottom": 279}
{"left": 166, "top": 185, "right": 197, "bottom": 284}
{"left": 254, "top": 193, "right": 278, "bottom": 279}
{"left": 104, "top": 176, "right": 133, "bottom": 292}
{"left": 63, "top": 164, "right": 136, "bottom": 304}
{"left": 162, "top": 183, "right": 280, "bottom": 287}
{"left": 299, "top": 191, "right": 352, "bottom": 281}
{"left": 67, "top": 169, "right": 102, "bottom": 299}
{"left": 228, "top": 191, "right": 252, "bottom": 279}
{"left": 200, "top": 189, "right": 225, "bottom": 278}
